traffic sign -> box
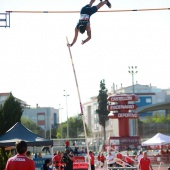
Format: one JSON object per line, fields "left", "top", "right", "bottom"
{"left": 108, "top": 94, "right": 138, "bottom": 102}
{"left": 107, "top": 104, "right": 138, "bottom": 111}
{"left": 108, "top": 112, "right": 138, "bottom": 119}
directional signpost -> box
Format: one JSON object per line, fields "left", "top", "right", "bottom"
{"left": 107, "top": 94, "right": 139, "bottom": 137}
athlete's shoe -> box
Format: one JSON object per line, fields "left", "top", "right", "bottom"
{"left": 105, "top": 0, "right": 111, "bottom": 8}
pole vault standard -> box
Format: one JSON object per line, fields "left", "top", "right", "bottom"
{"left": 6, "top": 7, "right": 170, "bottom": 13}
{"left": 66, "top": 37, "right": 91, "bottom": 170}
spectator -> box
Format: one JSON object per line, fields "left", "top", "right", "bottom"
{"left": 73, "top": 141, "right": 76, "bottom": 146}
{"left": 89, "top": 151, "right": 95, "bottom": 170}
{"left": 74, "top": 146, "right": 79, "bottom": 156}
{"left": 65, "top": 140, "right": 69, "bottom": 149}
{"left": 116, "top": 151, "right": 123, "bottom": 167}
{"left": 106, "top": 151, "right": 115, "bottom": 168}
{"left": 125, "top": 151, "right": 134, "bottom": 167}
{"left": 53, "top": 151, "right": 62, "bottom": 170}
{"left": 136, "top": 150, "right": 143, "bottom": 163}
{"left": 98, "top": 152, "right": 105, "bottom": 168}
{"left": 166, "top": 149, "right": 169, "bottom": 154}
{"left": 101, "top": 153, "right": 106, "bottom": 167}
{"left": 61, "top": 149, "right": 74, "bottom": 170}
{"left": 138, "top": 151, "right": 153, "bottom": 170}
{"left": 5, "top": 140, "right": 35, "bottom": 170}
{"left": 79, "top": 147, "right": 85, "bottom": 155}
{"left": 41, "top": 158, "right": 52, "bottom": 170}
{"left": 41, "top": 146, "right": 50, "bottom": 154}
{"left": 38, "top": 152, "right": 42, "bottom": 158}
{"left": 97, "top": 152, "right": 101, "bottom": 167}
{"left": 26, "top": 151, "right": 32, "bottom": 159}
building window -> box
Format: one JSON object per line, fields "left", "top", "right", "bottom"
{"left": 146, "top": 98, "right": 151, "bottom": 103}
{"left": 53, "top": 113, "right": 57, "bottom": 126}
{"left": 37, "top": 112, "right": 45, "bottom": 126}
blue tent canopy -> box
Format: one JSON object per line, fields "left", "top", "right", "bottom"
{"left": 0, "top": 122, "right": 53, "bottom": 147}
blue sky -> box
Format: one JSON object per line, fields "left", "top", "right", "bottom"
{"left": 0, "top": 0, "right": 170, "bottom": 122}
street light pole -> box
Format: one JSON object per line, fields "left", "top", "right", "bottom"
{"left": 128, "top": 66, "right": 138, "bottom": 136}
{"left": 63, "top": 90, "right": 69, "bottom": 138}
{"left": 59, "top": 104, "right": 63, "bottom": 138}
{"left": 128, "top": 66, "right": 138, "bottom": 93}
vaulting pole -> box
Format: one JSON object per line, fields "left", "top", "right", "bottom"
{"left": 66, "top": 37, "right": 91, "bottom": 170}
{"left": 6, "top": 7, "right": 170, "bottom": 13}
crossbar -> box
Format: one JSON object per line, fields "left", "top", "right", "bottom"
{"left": 6, "top": 8, "right": 170, "bottom": 13}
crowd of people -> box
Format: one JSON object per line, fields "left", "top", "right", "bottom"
{"left": 158, "top": 149, "right": 170, "bottom": 155}
{"left": 4, "top": 139, "right": 154, "bottom": 170}
{"left": 4, "top": 140, "right": 75, "bottom": 170}
{"left": 105, "top": 150, "right": 153, "bottom": 170}
{"left": 53, "top": 148, "right": 74, "bottom": 170}
{"left": 48, "top": 149, "right": 153, "bottom": 170}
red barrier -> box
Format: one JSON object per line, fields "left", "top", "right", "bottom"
{"left": 73, "top": 162, "right": 88, "bottom": 170}
{"left": 73, "top": 156, "right": 88, "bottom": 170}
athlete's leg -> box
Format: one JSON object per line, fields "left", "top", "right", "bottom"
{"left": 89, "top": 0, "right": 96, "bottom": 7}
{"left": 105, "top": 0, "right": 111, "bottom": 8}
{"left": 96, "top": 1, "right": 107, "bottom": 9}
{"left": 88, "top": 0, "right": 110, "bottom": 16}
{"left": 83, "top": 0, "right": 110, "bottom": 16}
{"left": 96, "top": 0, "right": 111, "bottom": 9}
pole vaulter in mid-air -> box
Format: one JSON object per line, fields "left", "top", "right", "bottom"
{"left": 67, "top": 0, "right": 111, "bottom": 47}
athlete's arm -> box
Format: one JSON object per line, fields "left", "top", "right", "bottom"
{"left": 67, "top": 28, "right": 79, "bottom": 47}
{"left": 82, "top": 24, "right": 91, "bottom": 45}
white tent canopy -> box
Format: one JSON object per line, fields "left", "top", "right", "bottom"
{"left": 142, "top": 133, "right": 170, "bottom": 146}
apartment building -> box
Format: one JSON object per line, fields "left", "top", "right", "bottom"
{"left": 23, "top": 107, "right": 59, "bottom": 131}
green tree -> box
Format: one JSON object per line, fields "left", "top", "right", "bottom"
{"left": 166, "top": 114, "right": 170, "bottom": 122}
{"left": 0, "top": 93, "right": 23, "bottom": 170}
{"left": 56, "top": 115, "right": 90, "bottom": 138}
{"left": 0, "top": 93, "right": 23, "bottom": 135}
{"left": 96, "top": 80, "right": 110, "bottom": 141}
{"left": 139, "top": 113, "right": 170, "bottom": 137}
{"left": 21, "top": 117, "right": 44, "bottom": 136}
{"left": 144, "top": 113, "right": 170, "bottom": 123}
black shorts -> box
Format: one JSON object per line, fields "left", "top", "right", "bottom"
{"left": 80, "top": 5, "right": 98, "bottom": 16}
